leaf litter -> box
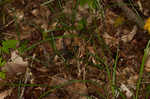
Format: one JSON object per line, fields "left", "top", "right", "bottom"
{"left": 0, "top": 0, "right": 150, "bottom": 99}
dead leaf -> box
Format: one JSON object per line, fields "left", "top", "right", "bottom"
{"left": 127, "top": 74, "right": 138, "bottom": 89}
{"left": 31, "top": 9, "right": 39, "bottom": 17}
{"left": 2, "top": 50, "right": 28, "bottom": 76}
{"left": 120, "top": 83, "right": 133, "bottom": 98}
{"left": 0, "top": 89, "right": 12, "bottom": 99}
{"left": 50, "top": 76, "right": 68, "bottom": 86}
{"left": 49, "top": 77, "right": 88, "bottom": 99}
{"left": 121, "top": 25, "right": 137, "bottom": 43}
{"left": 103, "top": 32, "right": 119, "bottom": 47}
{"left": 67, "top": 82, "right": 88, "bottom": 99}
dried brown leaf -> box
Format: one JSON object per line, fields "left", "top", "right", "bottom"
{"left": 103, "top": 32, "right": 119, "bottom": 47}
{"left": 0, "top": 89, "right": 12, "bottom": 99}
{"left": 121, "top": 26, "right": 137, "bottom": 43}
{"left": 2, "top": 50, "right": 28, "bottom": 76}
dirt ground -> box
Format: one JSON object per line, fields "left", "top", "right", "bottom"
{"left": 0, "top": 0, "right": 150, "bottom": 99}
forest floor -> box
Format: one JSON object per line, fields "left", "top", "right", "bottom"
{"left": 0, "top": 0, "right": 150, "bottom": 99}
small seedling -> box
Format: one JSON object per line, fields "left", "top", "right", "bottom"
{"left": 1, "top": 39, "right": 18, "bottom": 54}
{"left": 0, "top": 39, "right": 18, "bottom": 79}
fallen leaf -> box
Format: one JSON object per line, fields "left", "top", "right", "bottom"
{"left": 2, "top": 50, "right": 28, "bottom": 76}
{"left": 49, "top": 77, "right": 88, "bottom": 99}
{"left": 120, "top": 83, "right": 133, "bottom": 98}
{"left": 103, "top": 32, "right": 119, "bottom": 47}
{"left": 121, "top": 25, "right": 137, "bottom": 43}
{"left": 127, "top": 74, "right": 138, "bottom": 89}
{"left": 0, "top": 89, "right": 12, "bottom": 99}
{"left": 67, "top": 82, "right": 88, "bottom": 99}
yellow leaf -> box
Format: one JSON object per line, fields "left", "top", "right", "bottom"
{"left": 144, "top": 17, "right": 150, "bottom": 33}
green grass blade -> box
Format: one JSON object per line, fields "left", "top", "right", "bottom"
{"left": 136, "top": 40, "right": 150, "bottom": 99}
{"left": 112, "top": 47, "right": 119, "bottom": 97}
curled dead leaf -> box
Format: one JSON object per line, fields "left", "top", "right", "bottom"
{"left": 2, "top": 50, "right": 28, "bottom": 76}
{"left": 121, "top": 25, "right": 137, "bottom": 43}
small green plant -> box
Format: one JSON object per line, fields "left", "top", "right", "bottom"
{"left": 135, "top": 40, "right": 150, "bottom": 99}
{"left": 1, "top": 39, "right": 18, "bottom": 54}
{"left": 0, "top": 39, "right": 18, "bottom": 79}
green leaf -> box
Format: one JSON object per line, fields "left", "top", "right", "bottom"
{"left": 0, "top": 71, "right": 6, "bottom": 79}
{"left": 1, "top": 40, "right": 18, "bottom": 54}
{"left": 79, "top": 0, "right": 89, "bottom": 6}
{"left": 2, "top": 40, "right": 18, "bottom": 49}
{"left": 1, "top": 46, "right": 9, "bottom": 54}
{"left": 0, "top": 57, "right": 6, "bottom": 67}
